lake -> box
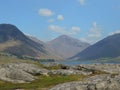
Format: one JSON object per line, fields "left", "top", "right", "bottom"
{"left": 58, "top": 60, "right": 92, "bottom": 65}
{"left": 40, "top": 60, "right": 93, "bottom": 66}
{"left": 40, "top": 60, "right": 120, "bottom": 66}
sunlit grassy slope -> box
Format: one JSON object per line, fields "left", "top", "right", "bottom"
{"left": 0, "top": 53, "right": 39, "bottom": 65}
{"left": 0, "top": 75, "right": 86, "bottom": 90}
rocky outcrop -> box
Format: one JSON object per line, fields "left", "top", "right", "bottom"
{"left": 50, "top": 74, "right": 120, "bottom": 90}
{"left": 0, "top": 62, "right": 93, "bottom": 83}
{"left": 50, "top": 69, "right": 92, "bottom": 76}
{"left": 0, "top": 62, "right": 120, "bottom": 90}
{"left": 0, "top": 63, "right": 50, "bottom": 83}
{"left": 77, "top": 64, "right": 120, "bottom": 74}
{"left": 0, "top": 66, "right": 34, "bottom": 83}
{"left": 50, "top": 63, "right": 120, "bottom": 90}
{"left": 43, "top": 62, "right": 60, "bottom": 67}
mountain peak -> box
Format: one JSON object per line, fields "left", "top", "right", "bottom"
{"left": 0, "top": 24, "right": 27, "bottom": 42}
{"left": 47, "top": 35, "right": 90, "bottom": 59}
{"left": 56, "top": 35, "right": 72, "bottom": 40}
{"left": 59, "top": 35, "right": 70, "bottom": 38}
{"left": 0, "top": 23, "right": 16, "bottom": 27}
{"left": 0, "top": 24, "right": 19, "bottom": 32}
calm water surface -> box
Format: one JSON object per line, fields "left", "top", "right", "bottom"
{"left": 58, "top": 61, "right": 92, "bottom": 65}
{"left": 41, "top": 60, "right": 120, "bottom": 66}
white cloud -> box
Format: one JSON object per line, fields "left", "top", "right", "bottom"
{"left": 48, "top": 19, "right": 55, "bottom": 23}
{"left": 80, "top": 37, "right": 90, "bottom": 43}
{"left": 88, "top": 22, "right": 102, "bottom": 38}
{"left": 71, "top": 27, "right": 80, "bottom": 31}
{"left": 80, "top": 22, "right": 102, "bottom": 44}
{"left": 109, "top": 30, "right": 120, "bottom": 35}
{"left": 48, "top": 25, "right": 80, "bottom": 35}
{"left": 48, "top": 25, "right": 65, "bottom": 33}
{"left": 57, "top": 15, "right": 64, "bottom": 21}
{"left": 78, "top": 0, "right": 85, "bottom": 5}
{"left": 71, "top": 26, "right": 80, "bottom": 35}
{"left": 38, "top": 9, "right": 54, "bottom": 16}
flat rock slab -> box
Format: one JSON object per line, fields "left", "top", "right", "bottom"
{"left": 50, "top": 74, "right": 120, "bottom": 90}
{"left": 78, "top": 64, "right": 120, "bottom": 74}
{"left": 0, "top": 62, "right": 50, "bottom": 83}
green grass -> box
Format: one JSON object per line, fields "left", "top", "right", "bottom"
{"left": 42, "top": 64, "right": 62, "bottom": 70}
{"left": 0, "top": 75, "right": 86, "bottom": 90}
{"left": 0, "top": 54, "right": 43, "bottom": 67}
{"left": 0, "top": 53, "right": 61, "bottom": 69}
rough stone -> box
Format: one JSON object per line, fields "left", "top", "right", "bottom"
{"left": 50, "top": 74, "right": 120, "bottom": 90}
{"left": 0, "top": 62, "right": 50, "bottom": 83}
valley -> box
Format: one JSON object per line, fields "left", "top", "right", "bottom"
{"left": 0, "top": 0, "right": 120, "bottom": 89}
{"left": 0, "top": 24, "right": 120, "bottom": 90}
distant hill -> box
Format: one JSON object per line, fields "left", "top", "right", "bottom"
{"left": 47, "top": 35, "right": 90, "bottom": 59}
{"left": 27, "top": 35, "right": 62, "bottom": 60}
{"left": 71, "top": 33, "right": 120, "bottom": 60}
{"left": 26, "top": 35, "right": 45, "bottom": 45}
{"left": 0, "top": 24, "right": 55, "bottom": 59}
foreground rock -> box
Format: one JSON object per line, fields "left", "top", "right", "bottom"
{"left": 42, "top": 63, "right": 94, "bottom": 76}
{"left": 0, "top": 62, "right": 120, "bottom": 90}
{"left": 50, "top": 63, "right": 120, "bottom": 90}
{"left": 50, "top": 74, "right": 120, "bottom": 90}
{"left": 0, "top": 62, "right": 50, "bottom": 83}
{"left": 50, "top": 69, "right": 92, "bottom": 76}
{"left": 76, "top": 64, "right": 120, "bottom": 74}
{"left": 0, "top": 62, "right": 93, "bottom": 83}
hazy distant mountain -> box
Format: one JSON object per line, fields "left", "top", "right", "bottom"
{"left": 0, "top": 24, "right": 55, "bottom": 59}
{"left": 26, "top": 35, "right": 45, "bottom": 45}
{"left": 47, "top": 35, "right": 90, "bottom": 59}
{"left": 27, "top": 35, "right": 62, "bottom": 60}
{"left": 71, "top": 33, "right": 120, "bottom": 60}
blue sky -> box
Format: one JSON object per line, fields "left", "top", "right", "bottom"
{"left": 0, "top": 0, "right": 120, "bottom": 44}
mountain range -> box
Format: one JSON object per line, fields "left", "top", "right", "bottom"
{"left": 0, "top": 24, "right": 89, "bottom": 60}
{"left": 1, "top": 23, "right": 120, "bottom": 61}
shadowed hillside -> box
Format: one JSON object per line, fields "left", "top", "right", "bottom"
{"left": 71, "top": 33, "right": 120, "bottom": 60}
{"left": 0, "top": 24, "right": 56, "bottom": 59}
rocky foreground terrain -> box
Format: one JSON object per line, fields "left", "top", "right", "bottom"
{"left": 50, "top": 64, "right": 120, "bottom": 90}
{"left": 0, "top": 62, "right": 120, "bottom": 90}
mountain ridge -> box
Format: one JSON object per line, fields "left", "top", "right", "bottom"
{"left": 71, "top": 33, "right": 120, "bottom": 60}
{"left": 0, "top": 24, "right": 56, "bottom": 59}
{"left": 47, "top": 35, "right": 90, "bottom": 59}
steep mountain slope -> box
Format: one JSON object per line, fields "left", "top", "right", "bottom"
{"left": 27, "top": 35, "right": 45, "bottom": 45}
{"left": 0, "top": 24, "right": 54, "bottom": 59}
{"left": 47, "top": 35, "right": 90, "bottom": 59}
{"left": 27, "top": 35, "right": 62, "bottom": 59}
{"left": 71, "top": 33, "right": 120, "bottom": 60}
